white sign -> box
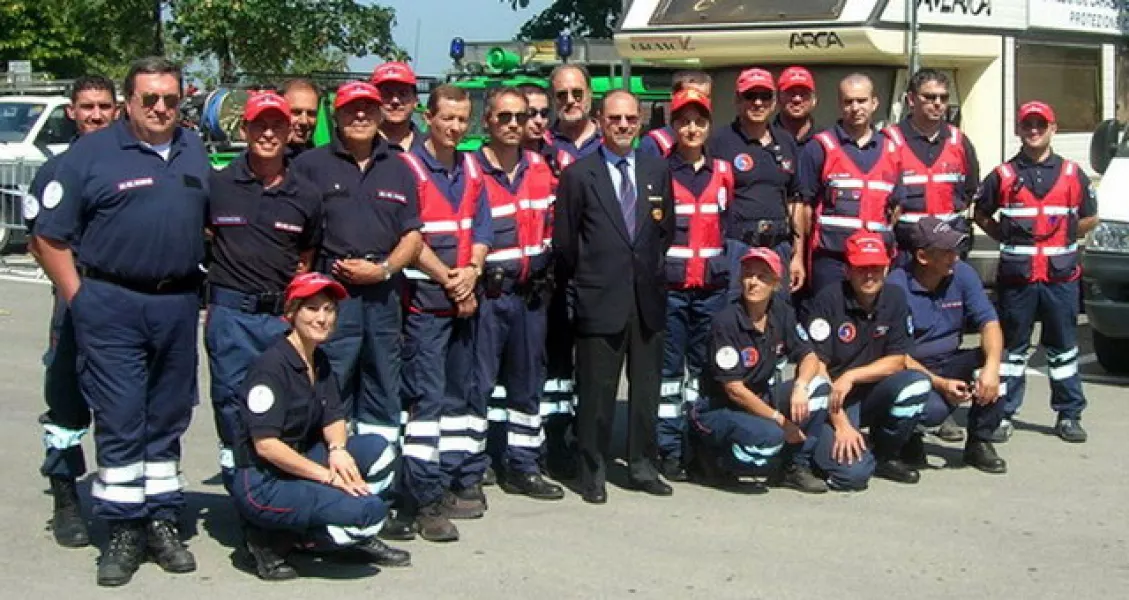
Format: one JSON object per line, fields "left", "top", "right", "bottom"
{"left": 1028, "top": 0, "right": 1129, "bottom": 34}
{"left": 7, "top": 60, "right": 31, "bottom": 74}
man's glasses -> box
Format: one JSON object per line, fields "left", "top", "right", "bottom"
{"left": 920, "top": 93, "right": 950, "bottom": 103}
{"left": 741, "top": 90, "right": 774, "bottom": 103}
{"left": 605, "top": 114, "right": 639, "bottom": 125}
{"left": 290, "top": 109, "right": 319, "bottom": 118}
{"left": 527, "top": 107, "right": 551, "bottom": 119}
{"left": 494, "top": 111, "right": 530, "bottom": 125}
{"left": 139, "top": 93, "right": 180, "bottom": 109}
{"left": 555, "top": 88, "right": 585, "bottom": 103}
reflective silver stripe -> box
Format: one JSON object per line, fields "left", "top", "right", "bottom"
{"left": 145, "top": 461, "right": 178, "bottom": 479}
{"left": 868, "top": 181, "right": 895, "bottom": 192}
{"left": 828, "top": 178, "right": 865, "bottom": 189}
{"left": 543, "top": 379, "right": 574, "bottom": 393}
{"left": 487, "top": 407, "right": 508, "bottom": 422}
{"left": 1000, "top": 245, "right": 1037, "bottom": 256}
{"left": 92, "top": 481, "right": 146, "bottom": 504}
{"left": 898, "top": 212, "right": 959, "bottom": 224}
{"left": 42, "top": 423, "right": 87, "bottom": 450}
{"left": 1043, "top": 245, "right": 1078, "bottom": 256}
{"left": 699, "top": 203, "right": 721, "bottom": 214}
{"left": 507, "top": 410, "right": 541, "bottom": 429}
{"left": 666, "top": 246, "right": 724, "bottom": 259}
{"left": 401, "top": 154, "right": 429, "bottom": 183}
{"left": 355, "top": 422, "right": 401, "bottom": 443}
{"left": 491, "top": 203, "right": 517, "bottom": 218}
{"left": 657, "top": 403, "right": 682, "bottom": 419}
{"left": 1000, "top": 207, "right": 1039, "bottom": 217}
{"left": 524, "top": 244, "right": 545, "bottom": 256}
{"left": 402, "top": 443, "right": 440, "bottom": 462}
{"left": 421, "top": 218, "right": 473, "bottom": 234}
{"left": 1044, "top": 206, "right": 1078, "bottom": 216}
{"left": 99, "top": 462, "right": 145, "bottom": 484}
{"left": 405, "top": 421, "right": 440, "bottom": 438}
{"left": 675, "top": 205, "right": 696, "bottom": 215}
{"left": 508, "top": 431, "right": 546, "bottom": 448}
{"left": 218, "top": 447, "right": 235, "bottom": 469}
{"left": 660, "top": 380, "right": 682, "bottom": 396}
{"left": 438, "top": 436, "right": 487, "bottom": 454}
{"left": 932, "top": 173, "right": 965, "bottom": 183}
{"left": 819, "top": 215, "right": 862, "bottom": 228}
{"left": 402, "top": 268, "right": 430, "bottom": 280}
{"left": 144, "top": 474, "right": 186, "bottom": 496}
{"left": 326, "top": 522, "right": 385, "bottom": 546}
{"left": 521, "top": 198, "right": 552, "bottom": 210}
{"left": 486, "top": 248, "right": 523, "bottom": 262}
{"left": 440, "top": 415, "right": 489, "bottom": 433}
{"left": 901, "top": 175, "right": 929, "bottom": 185}
{"left": 1000, "top": 244, "right": 1076, "bottom": 256}
{"left": 368, "top": 445, "right": 398, "bottom": 477}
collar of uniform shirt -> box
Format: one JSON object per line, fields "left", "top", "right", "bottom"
{"left": 418, "top": 145, "right": 470, "bottom": 177}
{"left": 330, "top": 133, "right": 390, "bottom": 161}
{"left": 550, "top": 121, "right": 602, "bottom": 148}
{"left": 113, "top": 118, "right": 185, "bottom": 151}
{"left": 900, "top": 117, "right": 948, "bottom": 144}
{"left": 476, "top": 148, "right": 529, "bottom": 189}
{"left": 735, "top": 297, "right": 778, "bottom": 333}
{"left": 906, "top": 267, "right": 953, "bottom": 295}
{"left": 668, "top": 149, "right": 713, "bottom": 173}
{"left": 842, "top": 280, "right": 889, "bottom": 316}
{"left": 773, "top": 113, "right": 814, "bottom": 143}
{"left": 232, "top": 152, "right": 299, "bottom": 194}
{"left": 728, "top": 119, "right": 781, "bottom": 147}
{"left": 832, "top": 122, "right": 880, "bottom": 149}
{"left": 1013, "top": 151, "right": 1060, "bottom": 169}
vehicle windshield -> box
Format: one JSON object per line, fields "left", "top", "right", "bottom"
{"left": 0, "top": 102, "right": 47, "bottom": 143}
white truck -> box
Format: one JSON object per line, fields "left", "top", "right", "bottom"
{"left": 0, "top": 94, "right": 73, "bottom": 253}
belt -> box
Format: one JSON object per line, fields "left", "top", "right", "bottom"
{"left": 80, "top": 266, "right": 201, "bottom": 295}
{"left": 208, "top": 285, "right": 286, "bottom": 316}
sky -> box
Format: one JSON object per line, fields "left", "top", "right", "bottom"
{"left": 350, "top": 0, "right": 555, "bottom": 77}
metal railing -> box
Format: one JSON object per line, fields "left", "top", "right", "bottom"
{"left": 0, "top": 158, "right": 43, "bottom": 234}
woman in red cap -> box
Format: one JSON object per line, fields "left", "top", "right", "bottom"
{"left": 228, "top": 273, "right": 410, "bottom": 580}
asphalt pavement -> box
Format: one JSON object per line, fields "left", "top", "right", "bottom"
{"left": 0, "top": 274, "right": 1126, "bottom": 599}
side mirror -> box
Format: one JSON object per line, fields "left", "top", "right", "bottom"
{"left": 1090, "top": 118, "right": 1123, "bottom": 174}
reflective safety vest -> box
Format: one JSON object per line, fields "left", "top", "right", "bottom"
{"left": 666, "top": 159, "right": 732, "bottom": 289}
{"left": 995, "top": 159, "right": 1083, "bottom": 284}
{"left": 400, "top": 152, "right": 484, "bottom": 313}
{"left": 646, "top": 127, "right": 675, "bottom": 157}
{"left": 542, "top": 131, "right": 578, "bottom": 171}
{"left": 811, "top": 131, "right": 900, "bottom": 255}
{"left": 884, "top": 124, "right": 969, "bottom": 227}
{"left": 479, "top": 151, "right": 555, "bottom": 283}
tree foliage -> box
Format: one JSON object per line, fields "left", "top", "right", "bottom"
{"left": 168, "top": 0, "right": 406, "bottom": 83}
{"left": 501, "top": 0, "right": 622, "bottom": 40}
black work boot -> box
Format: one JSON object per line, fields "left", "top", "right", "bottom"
{"left": 780, "top": 464, "right": 829, "bottom": 494}
{"left": 900, "top": 433, "right": 928, "bottom": 468}
{"left": 963, "top": 440, "right": 1007, "bottom": 474}
{"left": 242, "top": 524, "right": 298, "bottom": 581}
{"left": 659, "top": 457, "right": 689, "bottom": 482}
{"left": 378, "top": 508, "right": 417, "bottom": 541}
{"left": 48, "top": 476, "right": 90, "bottom": 548}
{"left": 147, "top": 519, "right": 197, "bottom": 573}
{"left": 97, "top": 520, "right": 146, "bottom": 587}
{"left": 500, "top": 471, "right": 565, "bottom": 500}
{"left": 415, "top": 502, "right": 459, "bottom": 542}
{"left": 874, "top": 457, "right": 921, "bottom": 484}
{"left": 353, "top": 537, "right": 412, "bottom": 567}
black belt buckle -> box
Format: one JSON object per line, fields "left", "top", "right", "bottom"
{"left": 256, "top": 292, "right": 285, "bottom": 315}
{"left": 485, "top": 267, "right": 506, "bottom": 299}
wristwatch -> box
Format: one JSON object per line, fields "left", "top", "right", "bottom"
{"left": 380, "top": 260, "right": 393, "bottom": 281}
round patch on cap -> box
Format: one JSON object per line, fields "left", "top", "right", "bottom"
{"left": 838, "top": 322, "right": 857, "bottom": 343}
{"left": 22, "top": 193, "right": 39, "bottom": 220}
{"left": 808, "top": 318, "right": 830, "bottom": 342}
{"left": 733, "top": 153, "right": 754, "bottom": 172}
{"left": 42, "top": 181, "right": 63, "bottom": 209}
{"left": 247, "top": 384, "right": 275, "bottom": 414}
{"left": 715, "top": 346, "right": 740, "bottom": 370}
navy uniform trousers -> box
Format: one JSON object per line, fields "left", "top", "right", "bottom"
{"left": 39, "top": 289, "right": 89, "bottom": 480}
{"left": 71, "top": 278, "right": 199, "bottom": 521}
{"left": 232, "top": 435, "right": 395, "bottom": 547}
{"left": 918, "top": 348, "right": 1007, "bottom": 442}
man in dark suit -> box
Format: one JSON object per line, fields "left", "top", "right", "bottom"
{"left": 553, "top": 90, "right": 676, "bottom": 504}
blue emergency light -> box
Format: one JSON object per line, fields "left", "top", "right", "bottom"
{"left": 555, "top": 33, "right": 573, "bottom": 62}
{"left": 450, "top": 37, "right": 466, "bottom": 62}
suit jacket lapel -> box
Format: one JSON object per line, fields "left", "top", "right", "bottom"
{"left": 589, "top": 161, "right": 632, "bottom": 244}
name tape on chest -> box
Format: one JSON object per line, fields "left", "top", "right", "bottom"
{"left": 117, "top": 177, "right": 155, "bottom": 192}
{"left": 376, "top": 189, "right": 407, "bottom": 204}
{"left": 274, "top": 221, "right": 303, "bottom": 233}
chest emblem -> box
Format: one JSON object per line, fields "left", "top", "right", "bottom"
{"left": 838, "top": 322, "right": 857, "bottom": 343}
{"left": 733, "top": 153, "right": 754, "bottom": 172}
{"left": 873, "top": 325, "right": 889, "bottom": 338}
{"left": 741, "top": 346, "right": 760, "bottom": 368}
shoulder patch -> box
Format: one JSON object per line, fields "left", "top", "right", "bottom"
{"left": 22, "top": 193, "right": 39, "bottom": 220}
{"left": 715, "top": 346, "right": 740, "bottom": 370}
{"left": 795, "top": 323, "right": 810, "bottom": 342}
{"left": 809, "top": 318, "right": 830, "bottom": 342}
{"left": 247, "top": 384, "right": 276, "bottom": 415}
{"left": 907, "top": 315, "right": 915, "bottom": 336}
{"left": 42, "top": 181, "right": 64, "bottom": 209}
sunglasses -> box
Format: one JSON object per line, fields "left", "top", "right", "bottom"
{"left": 741, "top": 90, "right": 774, "bottom": 103}
{"left": 920, "top": 92, "right": 950, "bottom": 103}
{"left": 605, "top": 114, "right": 639, "bottom": 125}
{"left": 527, "top": 107, "right": 551, "bottom": 119}
{"left": 139, "top": 93, "right": 180, "bottom": 109}
{"left": 290, "top": 109, "right": 318, "bottom": 118}
{"left": 555, "top": 88, "right": 585, "bottom": 103}
{"left": 494, "top": 111, "right": 530, "bottom": 125}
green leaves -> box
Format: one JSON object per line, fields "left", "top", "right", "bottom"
{"left": 500, "top": 0, "right": 621, "bottom": 40}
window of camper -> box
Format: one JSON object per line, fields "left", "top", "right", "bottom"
{"left": 648, "top": 0, "right": 845, "bottom": 25}
{"left": 1016, "top": 41, "right": 1101, "bottom": 133}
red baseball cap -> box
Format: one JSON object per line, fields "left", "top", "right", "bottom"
{"left": 736, "top": 68, "right": 775, "bottom": 93}
{"left": 778, "top": 66, "right": 815, "bottom": 92}
{"left": 243, "top": 92, "right": 291, "bottom": 123}
{"left": 739, "top": 247, "right": 783, "bottom": 279}
{"left": 370, "top": 61, "right": 417, "bottom": 86}
{"left": 1017, "top": 101, "right": 1056, "bottom": 124}
{"left": 285, "top": 272, "right": 348, "bottom": 306}
{"left": 334, "top": 81, "right": 382, "bottom": 109}
{"left": 845, "top": 231, "right": 891, "bottom": 268}
{"left": 670, "top": 88, "right": 711, "bottom": 115}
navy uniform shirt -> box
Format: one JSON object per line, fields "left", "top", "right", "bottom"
{"left": 895, "top": 119, "right": 980, "bottom": 199}
{"left": 546, "top": 122, "right": 603, "bottom": 163}
{"left": 704, "top": 296, "right": 814, "bottom": 408}
{"left": 35, "top": 120, "right": 210, "bottom": 282}
{"left": 668, "top": 150, "right": 717, "bottom": 198}
{"left": 706, "top": 120, "right": 798, "bottom": 239}
{"left": 772, "top": 114, "right": 822, "bottom": 152}
{"left": 887, "top": 262, "right": 997, "bottom": 369}
{"left": 26, "top": 152, "right": 65, "bottom": 236}
{"left": 638, "top": 125, "right": 675, "bottom": 158}
{"left": 384, "top": 122, "right": 427, "bottom": 154}
{"left": 234, "top": 338, "right": 345, "bottom": 470}
{"left": 411, "top": 146, "right": 494, "bottom": 247}
{"left": 476, "top": 149, "right": 531, "bottom": 195}
{"left": 207, "top": 154, "right": 324, "bottom": 294}
{"left": 805, "top": 280, "right": 915, "bottom": 379}
{"left": 797, "top": 123, "right": 905, "bottom": 208}
{"left": 972, "top": 152, "right": 1097, "bottom": 222}
{"left": 292, "top": 135, "right": 421, "bottom": 266}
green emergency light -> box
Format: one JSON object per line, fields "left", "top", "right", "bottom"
{"left": 486, "top": 47, "right": 522, "bottom": 73}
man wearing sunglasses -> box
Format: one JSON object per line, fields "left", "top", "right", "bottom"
{"left": 372, "top": 61, "right": 426, "bottom": 154}
{"left": 638, "top": 70, "right": 713, "bottom": 158}
{"left": 972, "top": 101, "right": 1099, "bottom": 445}
{"left": 707, "top": 68, "right": 804, "bottom": 295}
{"left": 773, "top": 66, "right": 822, "bottom": 151}
{"left": 34, "top": 57, "right": 210, "bottom": 587}
{"left": 546, "top": 64, "right": 602, "bottom": 167}
{"left": 472, "top": 87, "right": 564, "bottom": 501}
{"left": 280, "top": 78, "right": 320, "bottom": 157}
{"left": 26, "top": 74, "right": 117, "bottom": 552}
{"left": 797, "top": 73, "right": 903, "bottom": 297}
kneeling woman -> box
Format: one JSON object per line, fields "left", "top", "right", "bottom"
{"left": 231, "top": 273, "right": 410, "bottom": 580}
{"left": 689, "top": 248, "right": 832, "bottom": 493}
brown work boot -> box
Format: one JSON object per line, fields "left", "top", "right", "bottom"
{"left": 415, "top": 502, "right": 459, "bottom": 542}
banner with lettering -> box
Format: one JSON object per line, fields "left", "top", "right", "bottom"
{"left": 1028, "top": 0, "right": 1129, "bottom": 34}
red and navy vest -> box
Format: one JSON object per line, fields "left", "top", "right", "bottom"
{"left": 811, "top": 131, "right": 900, "bottom": 255}
{"left": 995, "top": 159, "right": 1083, "bottom": 284}
{"left": 885, "top": 124, "right": 969, "bottom": 228}
{"left": 666, "top": 159, "right": 732, "bottom": 289}
{"left": 479, "top": 151, "right": 555, "bottom": 283}
{"left": 646, "top": 127, "right": 675, "bottom": 157}
{"left": 400, "top": 152, "right": 484, "bottom": 313}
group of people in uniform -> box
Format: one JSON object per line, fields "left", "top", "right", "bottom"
{"left": 24, "top": 55, "right": 1098, "bottom": 586}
